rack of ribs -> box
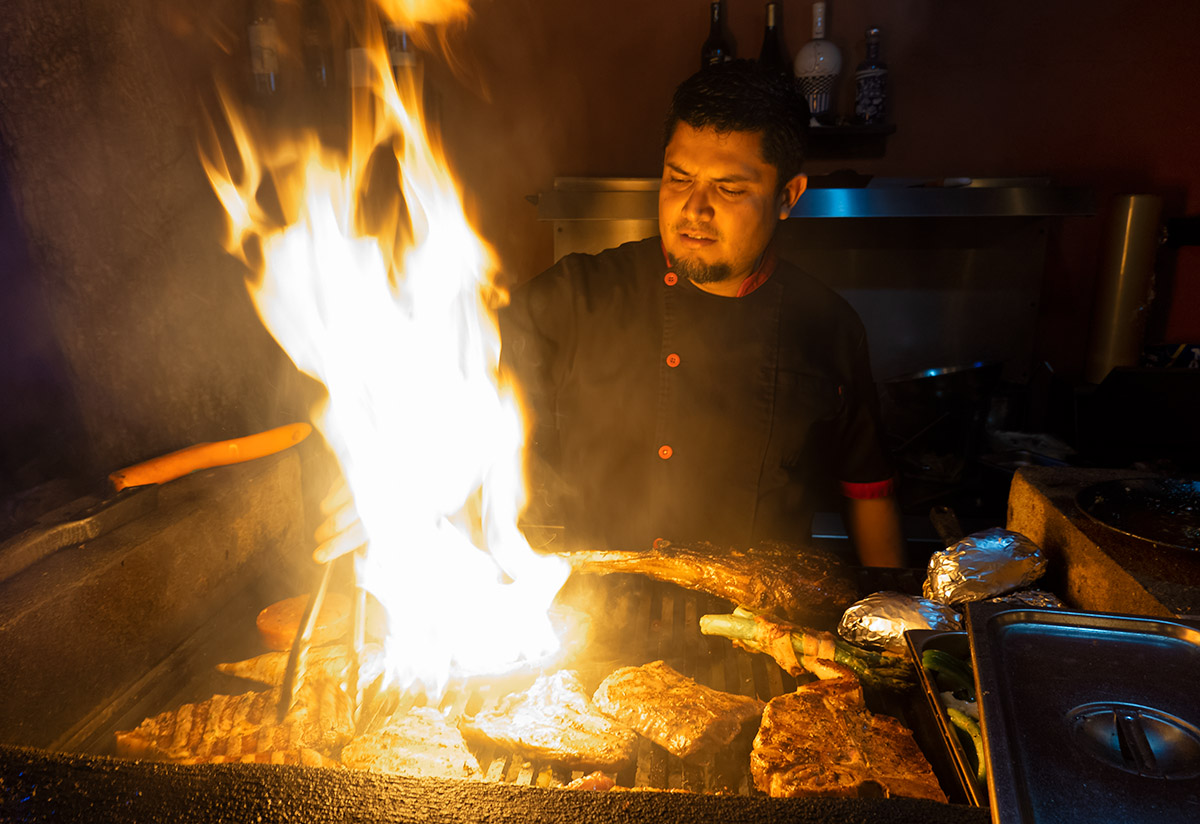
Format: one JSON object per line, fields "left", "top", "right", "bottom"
{"left": 562, "top": 539, "right": 859, "bottom": 627}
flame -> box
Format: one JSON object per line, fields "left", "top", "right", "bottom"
{"left": 201, "top": 7, "right": 568, "bottom": 696}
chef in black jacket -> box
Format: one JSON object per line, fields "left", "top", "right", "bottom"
{"left": 500, "top": 61, "right": 904, "bottom": 567}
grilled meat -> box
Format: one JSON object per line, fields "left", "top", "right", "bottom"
{"left": 458, "top": 670, "right": 637, "bottom": 771}
{"left": 564, "top": 771, "right": 616, "bottom": 791}
{"left": 342, "top": 707, "right": 481, "bottom": 780}
{"left": 751, "top": 668, "right": 946, "bottom": 802}
{"left": 215, "top": 643, "right": 384, "bottom": 689}
{"left": 562, "top": 539, "right": 858, "bottom": 627}
{"left": 591, "top": 660, "right": 763, "bottom": 760}
{"left": 114, "top": 677, "right": 354, "bottom": 762}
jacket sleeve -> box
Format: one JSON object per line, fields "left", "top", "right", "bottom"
{"left": 835, "top": 331, "right": 895, "bottom": 498}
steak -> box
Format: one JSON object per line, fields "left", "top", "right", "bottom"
{"left": 342, "top": 707, "right": 481, "bottom": 780}
{"left": 562, "top": 539, "right": 858, "bottom": 627}
{"left": 215, "top": 643, "right": 384, "bottom": 689}
{"left": 458, "top": 670, "right": 637, "bottom": 771}
{"left": 751, "top": 668, "right": 946, "bottom": 802}
{"left": 591, "top": 660, "right": 763, "bottom": 760}
{"left": 114, "top": 676, "right": 354, "bottom": 762}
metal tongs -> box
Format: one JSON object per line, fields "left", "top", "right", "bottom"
{"left": 275, "top": 546, "right": 374, "bottom": 724}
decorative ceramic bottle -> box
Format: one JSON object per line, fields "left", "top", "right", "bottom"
{"left": 854, "top": 27, "right": 888, "bottom": 125}
{"left": 793, "top": 2, "right": 841, "bottom": 125}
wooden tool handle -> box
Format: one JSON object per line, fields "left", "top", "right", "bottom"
{"left": 108, "top": 422, "right": 312, "bottom": 490}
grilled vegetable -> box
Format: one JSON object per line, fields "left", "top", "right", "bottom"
{"left": 699, "top": 610, "right": 914, "bottom": 692}
{"left": 947, "top": 707, "right": 987, "bottom": 784}
{"left": 921, "top": 648, "right": 975, "bottom": 700}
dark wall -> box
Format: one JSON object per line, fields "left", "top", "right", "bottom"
{"left": 431, "top": 0, "right": 1200, "bottom": 361}
{"left": 0, "top": 0, "right": 1196, "bottom": 492}
{"left": 0, "top": 0, "right": 316, "bottom": 493}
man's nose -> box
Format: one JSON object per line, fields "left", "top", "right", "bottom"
{"left": 682, "top": 184, "right": 714, "bottom": 221}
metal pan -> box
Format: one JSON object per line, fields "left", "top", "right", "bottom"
{"left": 966, "top": 602, "right": 1200, "bottom": 824}
{"left": 1075, "top": 477, "right": 1200, "bottom": 552}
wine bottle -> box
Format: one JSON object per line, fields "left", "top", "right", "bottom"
{"left": 300, "top": 0, "right": 334, "bottom": 91}
{"left": 854, "top": 27, "right": 888, "bottom": 125}
{"left": 700, "top": 2, "right": 734, "bottom": 69}
{"left": 248, "top": 0, "right": 281, "bottom": 96}
{"left": 758, "top": 2, "right": 790, "bottom": 76}
{"left": 793, "top": 2, "right": 842, "bottom": 125}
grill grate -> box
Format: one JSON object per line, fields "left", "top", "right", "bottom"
{"left": 60, "top": 568, "right": 921, "bottom": 796}
{"left": 350, "top": 572, "right": 804, "bottom": 794}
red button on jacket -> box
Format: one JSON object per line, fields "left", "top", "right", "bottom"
{"left": 658, "top": 445, "right": 673, "bottom": 460}
{"left": 666, "top": 353, "right": 680, "bottom": 368}
{"left": 664, "top": 272, "right": 678, "bottom": 286}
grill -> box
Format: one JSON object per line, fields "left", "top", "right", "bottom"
{"left": 0, "top": 452, "right": 985, "bottom": 822}
{"left": 52, "top": 561, "right": 925, "bottom": 795}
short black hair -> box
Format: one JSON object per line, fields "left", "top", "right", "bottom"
{"left": 663, "top": 60, "right": 808, "bottom": 189}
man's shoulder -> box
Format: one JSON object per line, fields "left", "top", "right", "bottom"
{"left": 772, "top": 258, "right": 865, "bottom": 337}
{"left": 547, "top": 236, "right": 663, "bottom": 282}
{"left": 507, "top": 237, "right": 662, "bottom": 319}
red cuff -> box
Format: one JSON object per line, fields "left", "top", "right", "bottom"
{"left": 840, "top": 478, "right": 895, "bottom": 499}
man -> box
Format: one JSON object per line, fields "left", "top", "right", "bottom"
{"left": 500, "top": 61, "right": 904, "bottom": 567}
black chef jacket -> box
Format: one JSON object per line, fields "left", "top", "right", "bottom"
{"left": 499, "top": 236, "right": 893, "bottom": 552}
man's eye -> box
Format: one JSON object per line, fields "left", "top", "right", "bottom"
{"left": 720, "top": 187, "right": 745, "bottom": 197}
{"left": 670, "top": 176, "right": 691, "bottom": 186}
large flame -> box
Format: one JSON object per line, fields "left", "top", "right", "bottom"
{"left": 202, "top": 7, "right": 568, "bottom": 696}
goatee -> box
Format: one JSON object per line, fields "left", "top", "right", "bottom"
{"left": 670, "top": 254, "right": 732, "bottom": 284}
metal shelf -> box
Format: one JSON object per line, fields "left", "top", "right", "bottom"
{"left": 536, "top": 177, "right": 1096, "bottom": 221}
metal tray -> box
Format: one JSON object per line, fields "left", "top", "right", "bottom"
{"left": 966, "top": 603, "right": 1200, "bottom": 824}
{"left": 905, "top": 630, "right": 986, "bottom": 806}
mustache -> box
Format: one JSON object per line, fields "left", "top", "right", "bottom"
{"left": 674, "top": 222, "right": 721, "bottom": 241}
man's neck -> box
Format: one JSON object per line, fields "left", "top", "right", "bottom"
{"left": 687, "top": 251, "right": 765, "bottom": 297}
{"left": 689, "top": 273, "right": 746, "bottom": 297}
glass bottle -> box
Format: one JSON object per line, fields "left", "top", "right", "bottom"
{"left": 854, "top": 27, "right": 888, "bottom": 125}
{"left": 700, "top": 2, "right": 734, "bottom": 69}
{"left": 758, "top": 2, "right": 790, "bottom": 77}
{"left": 386, "top": 24, "right": 423, "bottom": 91}
{"left": 793, "top": 2, "right": 842, "bottom": 126}
{"left": 300, "top": 0, "right": 334, "bottom": 91}
{"left": 248, "top": 0, "right": 281, "bottom": 97}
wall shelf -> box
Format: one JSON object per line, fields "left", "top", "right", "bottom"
{"left": 805, "top": 123, "right": 896, "bottom": 159}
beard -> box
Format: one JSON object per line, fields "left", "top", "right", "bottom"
{"left": 672, "top": 254, "right": 733, "bottom": 284}
{"left": 667, "top": 224, "right": 732, "bottom": 284}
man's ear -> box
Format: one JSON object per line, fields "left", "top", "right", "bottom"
{"left": 777, "top": 173, "right": 808, "bottom": 219}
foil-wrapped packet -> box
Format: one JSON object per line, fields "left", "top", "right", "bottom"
{"left": 924, "top": 527, "right": 1047, "bottom": 605}
{"left": 837, "top": 591, "right": 962, "bottom": 654}
{"left": 986, "top": 589, "right": 1066, "bottom": 609}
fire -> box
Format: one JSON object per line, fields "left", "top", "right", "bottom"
{"left": 201, "top": 4, "right": 569, "bottom": 696}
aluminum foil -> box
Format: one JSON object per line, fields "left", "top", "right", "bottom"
{"left": 986, "top": 589, "right": 1066, "bottom": 609}
{"left": 837, "top": 591, "right": 962, "bottom": 654}
{"left": 923, "top": 527, "right": 1047, "bottom": 605}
